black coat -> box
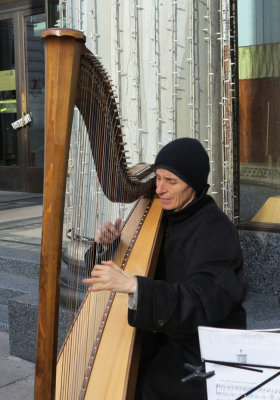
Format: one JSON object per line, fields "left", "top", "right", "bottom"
{"left": 128, "top": 193, "right": 246, "bottom": 400}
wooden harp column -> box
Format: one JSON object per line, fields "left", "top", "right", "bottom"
{"left": 34, "top": 29, "right": 86, "bottom": 400}
{"left": 34, "top": 29, "right": 163, "bottom": 400}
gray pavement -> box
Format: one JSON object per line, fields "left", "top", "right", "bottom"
{"left": 0, "top": 191, "right": 42, "bottom": 400}
{"left": 0, "top": 190, "right": 279, "bottom": 400}
{"left": 0, "top": 331, "right": 34, "bottom": 400}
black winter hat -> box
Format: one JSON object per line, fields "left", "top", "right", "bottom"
{"left": 154, "top": 138, "right": 210, "bottom": 194}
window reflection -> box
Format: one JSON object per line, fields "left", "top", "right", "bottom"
{"left": 25, "top": 13, "right": 46, "bottom": 168}
{"left": 238, "top": 1, "right": 280, "bottom": 226}
{"left": 0, "top": 19, "right": 17, "bottom": 166}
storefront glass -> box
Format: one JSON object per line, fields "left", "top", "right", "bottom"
{"left": 238, "top": 0, "right": 280, "bottom": 226}
{"left": 0, "top": 19, "right": 18, "bottom": 166}
{"left": 25, "top": 13, "right": 46, "bottom": 168}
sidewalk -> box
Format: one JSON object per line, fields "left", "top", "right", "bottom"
{"left": 0, "top": 331, "right": 34, "bottom": 400}
{"left": 0, "top": 190, "right": 279, "bottom": 400}
{"left": 0, "top": 191, "right": 42, "bottom": 400}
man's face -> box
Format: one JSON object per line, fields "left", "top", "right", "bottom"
{"left": 155, "top": 168, "right": 196, "bottom": 211}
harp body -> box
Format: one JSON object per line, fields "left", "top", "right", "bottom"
{"left": 34, "top": 29, "right": 163, "bottom": 400}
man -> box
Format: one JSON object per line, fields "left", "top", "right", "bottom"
{"left": 84, "top": 138, "right": 246, "bottom": 399}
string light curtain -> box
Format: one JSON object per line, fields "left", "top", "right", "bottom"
{"left": 57, "top": 0, "right": 238, "bottom": 219}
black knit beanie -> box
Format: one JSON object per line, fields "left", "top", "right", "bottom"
{"left": 154, "top": 138, "right": 210, "bottom": 195}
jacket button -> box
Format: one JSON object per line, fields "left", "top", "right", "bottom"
{"left": 157, "top": 319, "right": 164, "bottom": 326}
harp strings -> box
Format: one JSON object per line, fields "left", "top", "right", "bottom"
{"left": 57, "top": 53, "right": 130, "bottom": 400}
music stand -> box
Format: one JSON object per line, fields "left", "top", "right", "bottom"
{"left": 198, "top": 326, "right": 280, "bottom": 400}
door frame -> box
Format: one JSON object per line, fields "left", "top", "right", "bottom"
{"left": 0, "top": 0, "right": 45, "bottom": 192}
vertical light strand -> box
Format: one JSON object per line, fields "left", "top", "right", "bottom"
{"left": 222, "top": 5, "right": 228, "bottom": 212}
{"left": 135, "top": 1, "right": 144, "bottom": 161}
{"left": 86, "top": 1, "right": 98, "bottom": 53}
{"left": 229, "top": 0, "right": 240, "bottom": 224}
{"left": 114, "top": 0, "right": 122, "bottom": 107}
{"left": 127, "top": 0, "right": 140, "bottom": 163}
{"left": 149, "top": 4, "right": 158, "bottom": 160}
{"left": 62, "top": 0, "right": 72, "bottom": 28}
{"left": 219, "top": 0, "right": 227, "bottom": 212}
{"left": 228, "top": 0, "right": 237, "bottom": 221}
{"left": 221, "top": 0, "right": 235, "bottom": 218}
{"left": 76, "top": 0, "right": 82, "bottom": 30}
{"left": 112, "top": 0, "right": 134, "bottom": 221}
{"left": 155, "top": 0, "right": 162, "bottom": 150}
{"left": 187, "top": 0, "right": 195, "bottom": 138}
{"left": 171, "top": 0, "right": 178, "bottom": 140}
{"left": 58, "top": 0, "right": 67, "bottom": 27}
{"left": 205, "top": 0, "right": 216, "bottom": 198}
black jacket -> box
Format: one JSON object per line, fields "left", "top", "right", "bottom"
{"left": 129, "top": 193, "right": 246, "bottom": 400}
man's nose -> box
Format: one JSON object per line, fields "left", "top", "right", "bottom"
{"left": 156, "top": 181, "right": 165, "bottom": 194}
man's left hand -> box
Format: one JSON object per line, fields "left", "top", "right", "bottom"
{"left": 83, "top": 260, "right": 137, "bottom": 294}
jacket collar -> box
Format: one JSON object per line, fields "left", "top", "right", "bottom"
{"left": 162, "top": 184, "right": 214, "bottom": 224}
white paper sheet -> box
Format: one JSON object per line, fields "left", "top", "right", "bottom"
{"left": 198, "top": 326, "right": 280, "bottom": 400}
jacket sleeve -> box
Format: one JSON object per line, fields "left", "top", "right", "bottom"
{"left": 128, "top": 217, "right": 245, "bottom": 338}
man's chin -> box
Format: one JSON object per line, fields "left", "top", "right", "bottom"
{"left": 160, "top": 200, "right": 173, "bottom": 210}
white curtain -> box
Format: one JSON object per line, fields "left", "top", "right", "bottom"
{"left": 59, "top": 0, "right": 237, "bottom": 218}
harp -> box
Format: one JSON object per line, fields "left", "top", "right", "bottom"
{"left": 34, "top": 28, "right": 163, "bottom": 400}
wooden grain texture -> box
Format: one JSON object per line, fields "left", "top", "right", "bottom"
{"left": 84, "top": 197, "right": 163, "bottom": 400}
{"left": 54, "top": 198, "right": 153, "bottom": 399}
{"left": 34, "top": 30, "right": 85, "bottom": 400}
{"left": 54, "top": 198, "right": 163, "bottom": 400}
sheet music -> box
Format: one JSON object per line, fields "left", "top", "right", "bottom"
{"left": 198, "top": 327, "right": 280, "bottom": 400}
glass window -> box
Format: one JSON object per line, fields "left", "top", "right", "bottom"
{"left": 25, "top": 13, "right": 46, "bottom": 168}
{"left": 238, "top": 0, "right": 280, "bottom": 227}
{"left": 0, "top": 19, "right": 18, "bottom": 166}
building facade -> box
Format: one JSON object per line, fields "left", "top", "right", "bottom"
{"left": 1, "top": 0, "right": 279, "bottom": 235}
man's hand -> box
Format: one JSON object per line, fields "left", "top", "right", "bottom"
{"left": 83, "top": 260, "right": 137, "bottom": 294}
{"left": 94, "top": 218, "right": 122, "bottom": 244}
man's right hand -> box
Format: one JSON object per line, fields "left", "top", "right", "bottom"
{"left": 94, "top": 218, "right": 122, "bottom": 244}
